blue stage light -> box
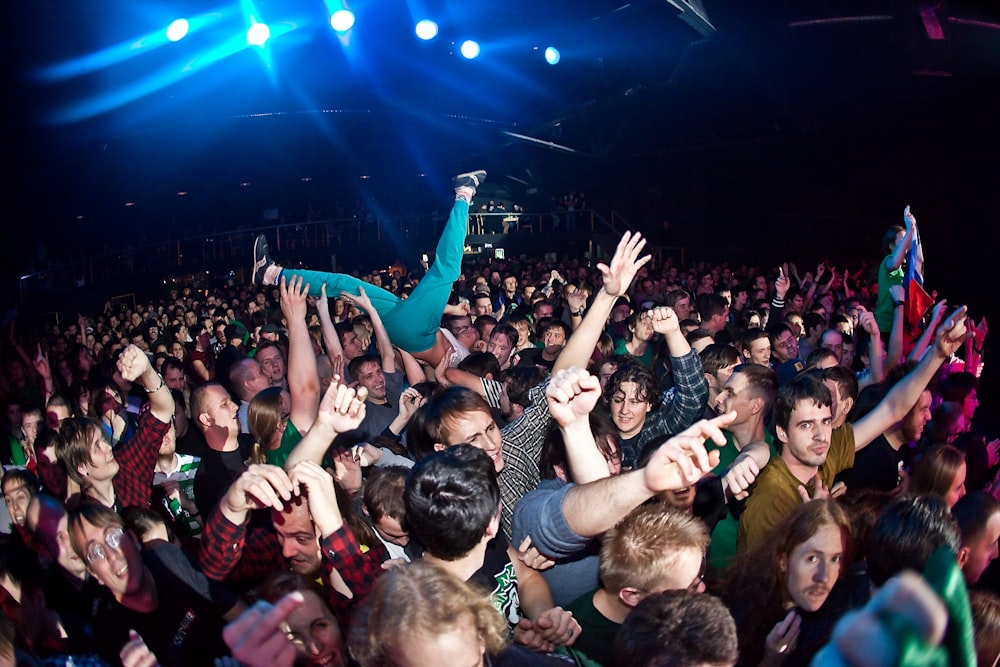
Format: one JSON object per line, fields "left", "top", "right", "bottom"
{"left": 246, "top": 22, "right": 271, "bottom": 46}
{"left": 330, "top": 9, "right": 356, "bottom": 32}
{"left": 460, "top": 40, "right": 480, "bottom": 59}
{"left": 166, "top": 18, "right": 189, "bottom": 42}
{"left": 544, "top": 46, "right": 560, "bottom": 65}
{"left": 415, "top": 19, "right": 438, "bottom": 40}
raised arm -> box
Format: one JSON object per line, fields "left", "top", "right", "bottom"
{"left": 643, "top": 307, "right": 708, "bottom": 437}
{"left": 853, "top": 306, "right": 968, "bottom": 450}
{"left": 559, "top": 412, "right": 732, "bottom": 537}
{"left": 908, "top": 299, "right": 949, "bottom": 362}
{"left": 886, "top": 206, "right": 917, "bottom": 272}
{"left": 857, "top": 308, "right": 885, "bottom": 388}
{"left": 284, "top": 379, "right": 368, "bottom": 470}
{"left": 315, "top": 284, "right": 345, "bottom": 359}
{"left": 344, "top": 286, "right": 396, "bottom": 374}
{"left": 553, "top": 231, "right": 651, "bottom": 373}
{"left": 546, "top": 367, "right": 609, "bottom": 485}
{"left": 280, "top": 276, "right": 321, "bottom": 433}
{"left": 118, "top": 344, "right": 174, "bottom": 423}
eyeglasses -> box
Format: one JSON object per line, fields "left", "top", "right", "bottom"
{"left": 687, "top": 554, "right": 708, "bottom": 592}
{"left": 86, "top": 527, "right": 124, "bottom": 564}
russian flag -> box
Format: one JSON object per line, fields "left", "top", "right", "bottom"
{"left": 905, "top": 218, "right": 934, "bottom": 328}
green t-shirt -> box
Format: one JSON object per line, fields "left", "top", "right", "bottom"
{"left": 564, "top": 590, "right": 621, "bottom": 667}
{"left": 876, "top": 255, "right": 905, "bottom": 333}
{"left": 707, "top": 430, "right": 778, "bottom": 572}
{"left": 264, "top": 420, "right": 303, "bottom": 469}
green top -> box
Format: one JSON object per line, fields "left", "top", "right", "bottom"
{"left": 876, "top": 254, "right": 905, "bottom": 333}
{"left": 707, "top": 430, "right": 778, "bottom": 572}
{"left": 264, "top": 420, "right": 303, "bottom": 469}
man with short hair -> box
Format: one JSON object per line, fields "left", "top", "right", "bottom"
{"left": 26, "top": 494, "right": 104, "bottom": 656}
{"left": 405, "top": 444, "right": 581, "bottom": 650}
{"left": 819, "top": 329, "right": 845, "bottom": 364}
{"left": 952, "top": 491, "right": 1000, "bottom": 585}
{"left": 738, "top": 329, "right": 772, "bottom": 367}
{"left": 190, "top": 382, "right": 254, "bottom": 515}
{"left": 664, "top": 289, "right": 692, "bottom": 322}
{"left": 69, "top": 503, "right": 236, "bottom": 665}
{"left": 565, "top": 504, "right": 710, "bottom": 666}
{"left": 228, "top": 358, "right": 271, "bottom": 434}
{"left": 494, "top": 275, "right": 524, "bottom": 317}
{"left": 614, "top": 590, "right": 738, "bottom": 667}
{"left": 697, "top": 294, "right": 730, "bottom": 337}
{"left": 255, "top": 340, "right": 287, "bottom": 390}
{"left": 56, "top": 345, "right": 174, "bottom": 512}
{"left": 700, "top": 344, "right": 740, "bottom": 420}
{"left": 707, "top": 364, "right": 777, "bottom": 568}
{"left": 797, "top": 312, "right": 827, "bottom": 361}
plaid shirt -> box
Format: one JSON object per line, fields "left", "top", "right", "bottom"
{"left": 199, "top": 509, "right": 280, "bottom": 585}
{"left": 113, "top": 408, "right": 171, "bottom": 511}
{"left": 200, "top": 509, "right": 386, "bottom": 628}
{"left": 319, "top": 525, "right": 387, "bottom": 630}
{"left": 499, "top": 377, "right": 552, "bottom": 540}
{"left": 632, "top": 349, "right": 708, "bottom": 460}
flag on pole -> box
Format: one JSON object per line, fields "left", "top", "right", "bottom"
{"left": 905, "top": 218, "right": 934, "bottom": 328}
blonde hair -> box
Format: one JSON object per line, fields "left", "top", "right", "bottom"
{"left": 348, "top": 561, "right": 507, "bottom": 666}
{"left": 599, "top": 504, "right": 709, "bottom": 594}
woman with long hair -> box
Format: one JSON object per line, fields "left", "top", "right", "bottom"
{"left": 723, "top": 499, "right": 852, "bottom": 667}
{"left": 911, "top": 444, "right": 967, "bottom": 508}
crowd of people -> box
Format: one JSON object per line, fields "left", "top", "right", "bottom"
{"left": 0, "top": 170, "right": 996, "bottom": 667}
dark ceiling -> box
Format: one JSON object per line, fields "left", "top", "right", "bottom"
{"left": 6, "top": 0, "right": 1000, "bottom": 289}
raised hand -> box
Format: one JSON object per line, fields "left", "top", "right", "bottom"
{"left": 397, "top": 386, "right": 425, "bottom": 422}
{"left": 546, "top": 367, "right": 602, "bottom": 428}
{"left": 279, "top": 275, "right": 310, "bottom": 323}
{"left": 315, "top": 377, "right": 368, "bottom": 433}
{"left": 288, "top": 460, "right": 342, "bottom": 537}
{"left": 775, "top": 267, "right": 791, "bottom": 299}
{"left": 516, "top": 536, "right": 555, "bottom": 571}
{"left": 120, "top": 630, "right": 159, "bottom": 667}
{"left": 723, "top": 453, "right": 760, "bottom": 501}
{"left": 903, "top": 205, "right": 916, "bottom": 227}
{"left": 858, "top": 309, "right": 879, "bottom": 336}
{"left": 221, "top": 464, "right": 295, "bottom": 521}
{"left": 117, "top": 344, "right": 152, "bottom": 383}
{"left": 565, "top": 290, "right": 587, "bottom": 313}
{"left": 975, "top": 317, "right": 989, "bottom": 347}
{"left": 643, "top": 412, "right": 734, "bottom": 493}
{"left": 342, "top": 285, "right": 374, "bottom": 315}
{"left": 935, "top": 305, "right": 969, "bottom": 358}
{"left": 316, "top": 284, "right": 332, "bottom": 319}
{"left": 223, "top": 593, "right": 304, "bottom": 667}
{"left": 33, "top": 344, "right": 52, "bottom": 380}
{"left": 764, "top": 610, "right": 801, "bottom": 663}
{"left": 598, "top": 231, "right": 652, "bottom": 298}
{"left": 647, "top": 306, "right": 680, "bottom": 335}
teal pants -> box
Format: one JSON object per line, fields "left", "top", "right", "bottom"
{"left": 283, "top": 198, "right": 468, "bottom": 353}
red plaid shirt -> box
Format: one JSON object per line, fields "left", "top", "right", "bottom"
{"left": 200, "top": 509, "right": 386, "bottom": 628}
{"left": 112, "top": 409, "right": 171, "bottom": 511}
